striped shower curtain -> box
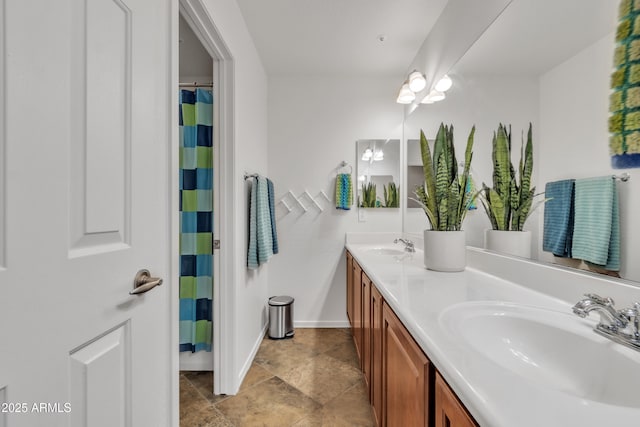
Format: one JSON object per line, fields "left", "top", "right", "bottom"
{"left": 179, "top": 88, "right": 213, "bottom": 352}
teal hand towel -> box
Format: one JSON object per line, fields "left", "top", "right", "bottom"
{"left": 247, "top": 177, "right": 259, "bottom": 269}
{"left": 542, "top": 179, "right": 575, "bottom": 257}
{"left": 267, "top": 178, "right": 279, "bottom": 255}
{"left": 571, "top": 176, "right": 620, "bottom": 271}
{"left": 256, "top": 177, "right": 273, "bottom": 266}
{"left": 247, "top": 176, "right": 274, "bottom": 269}
{"left": 335, "top": 173, "right": 352, "bottom": 210}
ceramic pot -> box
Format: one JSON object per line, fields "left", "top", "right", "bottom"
{"left": 484, "top": 230, "right": 532, "bottom": 259}
{"left": 423, "top": 230, "right": 466, "bottom": 272}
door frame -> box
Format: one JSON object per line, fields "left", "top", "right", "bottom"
{"left": 173, "top": 0, "right": 237, "bottom": 397}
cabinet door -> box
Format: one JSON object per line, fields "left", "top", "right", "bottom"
{"left": 435, "top": 373, "right": 478, "bottom": 427}
{"left": 353, "top": 261, "right": 363, "bottom": 362}
{"left": 370, "top": 285, "right": 383, "bottom": 426}
{"left": 382, "top": 303, "right": 430, "bottom": 427}
{"left": 362, "top": 272, "right": 372, "bottom": 387}
{"left": 346, "top": 251, "right": 353, "bottom": 327}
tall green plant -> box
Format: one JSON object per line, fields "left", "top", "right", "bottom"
{"left": 383, "top": 182, "right": 399, "bottom": 207}
{"left": 413, "top": 123, "right": 476, "bottom": 231}
{"left": 479, "top": 123, "right": 542, "bottom": 231}
{"left": 360, "top": 182, "right": 377, "bottom": 207}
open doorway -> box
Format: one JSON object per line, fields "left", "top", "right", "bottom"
{"left": 178, "top": 13, "right": 214, "bottom": 372}
{"left": 176, "top": 0, "right": 237, "bottom": 397}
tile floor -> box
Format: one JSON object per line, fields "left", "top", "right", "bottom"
{"left": 180, "top": 328, "right": 376, "bottom": 426}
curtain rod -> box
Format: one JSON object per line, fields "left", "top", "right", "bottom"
{"left": 179, "top": 82, "right": 213, "bottom": 88}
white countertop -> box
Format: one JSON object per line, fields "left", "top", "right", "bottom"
{"left": 346, "top": 236, "right": 640, "bottom": 427}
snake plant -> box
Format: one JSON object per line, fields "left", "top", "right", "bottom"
{"left": 479, "top": 123, "right": 543, "bottom": 231}
{"left": 360, "top": 182, "right": 377, "bottom": 207}
{"left": 413, "top": 123, "right": 476, "bottom": 231}
{"left": 383, "top": 182, "right": 399, "bottom": 207}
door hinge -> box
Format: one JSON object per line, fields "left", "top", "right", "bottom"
{"left": 213, "top": 239, "right": 221, "bottom": 250}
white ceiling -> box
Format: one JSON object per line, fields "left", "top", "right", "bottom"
{"left": 235, "top": 0, "right": 618, "bottom": 80}
{"left": 235, "top": 0, "right": 448, "bottom": 77}
{"left": 452, "top": 0, "right": 617, "bottom": 76}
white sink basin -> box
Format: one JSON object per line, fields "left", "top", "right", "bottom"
{"left": 364, "top": 247, "right": 406, "bottom": 256}
{"left": 439, "top": 302, "right": 640, "bottom": 407}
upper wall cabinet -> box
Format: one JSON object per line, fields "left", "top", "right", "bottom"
{"left": 356, "top": 139, "right": 400, "bottom": 208}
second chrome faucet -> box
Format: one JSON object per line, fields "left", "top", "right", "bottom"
{"left": 573, "top": 293, "right": 640, "bottom": 351}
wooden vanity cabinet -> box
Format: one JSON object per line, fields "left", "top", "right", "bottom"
{"left": 370, "top": 284, "right": 383, "bottom": 426}
{"left": 345, "top": 250, "right": 478, "bottom": 427}
{"left": 435, "top": 372, "right": 478, "bottom": 427}
{"left": 352, "top": 260, "right": 363, "bottom": 362}
{"left": 346, "top": 251, "right": 353, "bottom": 326}
{"left": 382, "top": 302, "right": 430, "bottom": 427}
{"left": 362, "top": 272, "right": 372, "bottom": 387}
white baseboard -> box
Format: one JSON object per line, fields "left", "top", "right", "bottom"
{"left": 235, "top": 323, "right": 269, "bottom": 394}
{"left": 293, "top": 320, "right": 350, "bottom": 328}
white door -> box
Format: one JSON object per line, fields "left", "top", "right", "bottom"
{"left": 0, "top": 1, "right": 174, "bottom": 426}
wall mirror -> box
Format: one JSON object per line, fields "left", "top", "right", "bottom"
{"left": 403, "top": 0, "right": 640, "bottom": 282}
{"left": 356, "top": 139, "right": 401, "bottom": 208}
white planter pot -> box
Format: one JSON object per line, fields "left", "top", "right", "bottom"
{"left": 423, "top": 230, "right": 466, "bottom": 272}
{"left": 484, "top": 230, "right": 532, "bottom": 259}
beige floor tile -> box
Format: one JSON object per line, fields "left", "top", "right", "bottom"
{"left": 292, "top": 381, "right": 375, "bottom": 427}
{"left": 254, "top": 337, "right": 319, "bottom": 377}
{"left": 291, "top": 328, "right": 353, "bottom": 354}
{"left": 215, "top": 376, "right": 321, "bottom": 426}
{"left": 323, "top": 339, "right": 360, "bottom": 369}
{"left": 180, "top": 376, "right": 234, "bottom": 427}
{"left": 279, "top": 352, "right": 363, "bottom": 405}
{"left": 240, "top": 363, "right": 274, "bottom": 391}
{"left": 183, "top": 371, "right": 229, "bottom": 405}
{"left": 180, "top": 328, "right": 372, "bottom": 427}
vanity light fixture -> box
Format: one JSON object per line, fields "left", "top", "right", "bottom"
{"left": 373, "top": 150, "right": 384, "bottom": 161}
{"left": 396, "top": 83, "right": 416, "bottom": 104}
{"left": 408, "top": 70, "right": 427, "bottom": 92}
{"left": 362, "top": 148, "right": 373, "bottom": 161}
{"left": 435, "top": 74, "right": 453, "bottom": 92}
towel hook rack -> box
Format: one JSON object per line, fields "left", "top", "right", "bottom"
{"left": 613, "top": 172, "right": 631, "bottom": 182}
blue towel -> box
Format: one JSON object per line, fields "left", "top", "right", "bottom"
{"left": 267, "top": 178, "right": 279, "bottom": 254}
{"left": 247, "top": 177, "right": 274, "bottom": 269}
{"left": 571, "top": 176, "right": 620, "bottom": 271}
{"left": 543, "top": 179, "right": 575, "bottom": 257}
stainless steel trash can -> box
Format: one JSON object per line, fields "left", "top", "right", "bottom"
{"left": 268, "top": 296, "right": 294, "bottom": 339}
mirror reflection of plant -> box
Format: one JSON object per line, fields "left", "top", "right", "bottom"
{"left": 412, "top": 123, "right": 476, "bottom": 231}
{"left": 360, "top": 182, "right": 377, "bottom": 207}
{"left": 478, "top": 123, "right": 546, "bottom": 231}
{"left": 384, "top": 182, "right": 399, "bottom": 207}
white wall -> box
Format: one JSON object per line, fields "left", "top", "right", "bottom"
{"left": 403, "top": 74, "right": 540, "bottom": 249}
{"left": 539, "top": 32, "right": 640, "bottom": 282}
{"left": 267, "top": 75, "right": 404, "bottom": 326}
{"left": 199, "top": 0, "right": 270, "bottom": 390}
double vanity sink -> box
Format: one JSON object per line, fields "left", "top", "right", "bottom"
{"left": 347, "top": 234, "right": 640, "bottom": 426}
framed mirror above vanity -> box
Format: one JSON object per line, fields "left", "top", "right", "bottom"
{"left": 402, "top": 0, "right": 640, "bottom": 282}
{"left": 356, "top": 139, "right": 400, "bottom": 208}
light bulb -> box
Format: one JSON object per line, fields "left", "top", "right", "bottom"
{"left": 396, "top": 83, "right": 415, "bottom": 104}
{"left": 435, "top": 74, "right": 453, "bottom": 92}
{"left": 422, "top": 90, "right": 445, "bottom": 103}
{"left": 408, "top": 70, "right": 426, "bottom": 92}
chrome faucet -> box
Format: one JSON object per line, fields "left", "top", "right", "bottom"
{"left": 572, "top": 293, "right": 640, "bottom": 351}
{"left": 394, "top": 238, "right": 415, "bottom": 253}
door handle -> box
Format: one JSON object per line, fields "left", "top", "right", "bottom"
{"left": 130, "top": 269, "right": 163, "bottom": 295}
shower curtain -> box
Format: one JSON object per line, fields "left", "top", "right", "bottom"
{"left": 179, "top": 88, "right": 213, "bottom": 352}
